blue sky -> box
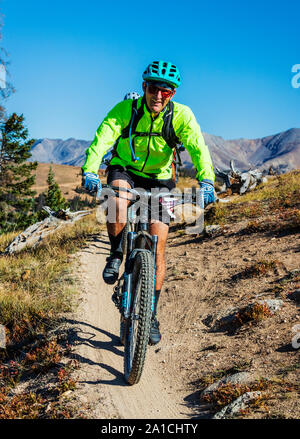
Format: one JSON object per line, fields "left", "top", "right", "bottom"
{"left": 1, "top": 0, "right": 299, "bottom": 141}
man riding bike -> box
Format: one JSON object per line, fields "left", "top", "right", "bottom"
{"left": 82, "top": 60, "right": 215, "bottom": 345}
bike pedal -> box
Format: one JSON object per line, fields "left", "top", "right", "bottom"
{"left": 111, "top": 286, "right": 122, "bottom": 310}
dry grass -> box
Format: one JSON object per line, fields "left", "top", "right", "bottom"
{"left": 201, "top": 379, "right": 270, "bottom": 411}
{"left": 205, "top": 170, "right": 300, "bottom": 232}
{"left": 0, "top": 211, "right": 102, "bottom": 418}
{"left": 234, "top": 302, "right": 273, "bottom": 326}
{"left": 195, "top": 362, "right": 299, "bottom": 418}
{"left": 0, "top": 357, "right": 80, "bottom": 418}
{"left": 0, "top": 213, "right": 102, "bottom": 340}
{"left": 235, "top": 259, "right": 283, "bottom": 279}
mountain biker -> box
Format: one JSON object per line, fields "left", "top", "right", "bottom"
{"left": 82, "top": 60, "right": 215, "bottom": 345}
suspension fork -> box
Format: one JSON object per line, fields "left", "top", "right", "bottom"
{"left": 122, "top": 231, "right": 136, "bottom": 319}
{"left": 151, "top": 235, "right": 158, "bottom": 314}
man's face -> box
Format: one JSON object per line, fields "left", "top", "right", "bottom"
{"left": 143, "top": 81, "right": 176, "bottom": 116}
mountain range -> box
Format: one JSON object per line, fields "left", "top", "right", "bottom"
{"left": 30, "top": 128, "right": 300, "bottom": 173}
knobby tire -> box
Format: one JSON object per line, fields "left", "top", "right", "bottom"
{"left": 124, "top": 250, "right": 154, "bottom": 385}
{"left": 120, "top": 316, "right": 126, "bottom": 346}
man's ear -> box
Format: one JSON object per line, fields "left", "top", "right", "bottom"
{"left": 142, "top": 82, "right": 147, "bottom": 93}
{"left": 171, "top": 89, "right": 176, "bottom": 98}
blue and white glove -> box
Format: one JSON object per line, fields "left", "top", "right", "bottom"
{"left": 199, "top": 179, "right": 215, "bottom": 206}
{"left": 82, "top": 172, "right": 102, "bottom": 196}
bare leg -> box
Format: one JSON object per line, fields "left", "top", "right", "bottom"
{"left": 102, "top": 179, "right": 131, "bottom": 284}
{"left": 106, "top": 179, "right": 131, "bottom": 237}
{"left": 149, "top": 220, "right": 169, "bottom": 291}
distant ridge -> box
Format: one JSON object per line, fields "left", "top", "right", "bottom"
{"left": 30, "top": 128, "right": 300, "bottom": 172}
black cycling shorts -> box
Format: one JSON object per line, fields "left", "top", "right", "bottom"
{"left": 107, "top": 165, "right": 175, "bottom": 191}
{"left": 106, "top": 165, "right": 176, "bottom": 224}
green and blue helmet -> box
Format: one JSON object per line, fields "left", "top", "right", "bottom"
{"left": 142, "top": 60, "right": 181, "bottom": 89}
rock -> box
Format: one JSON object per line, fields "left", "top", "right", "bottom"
{"left": 202, "top": 307, "right": 239, "bottom": 331}
{"left": 78, "top": 394, "right": 88, "bottom": 404}
{"left": 258, "top": 299, "right": 284, "bottom": 312}
{"left": 290, "top": 269, "right": 300, "bottom": 276}
{"left": 287, "top": 289, "right": 300, "bottom": 303}
{"left": 211, "top": 307, "right": 239, "bottom": 331}
{"left": 205, "top": 225, "right": 221, "bottom": 236}
{"left": 212, "top": 391, "right": 262, "bottom": 419}
{"left": 201, "top": 372, "right": 257, "bottom": 397}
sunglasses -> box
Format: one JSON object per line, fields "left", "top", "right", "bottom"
{"left": 146, "top": 83, "right": 174, "bottom": 99}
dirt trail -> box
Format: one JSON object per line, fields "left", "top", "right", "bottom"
{"left": 72, "top": 232, "right": 193, "bottom": 419}
{"left": 70, "top": 211, "right": 300, "bottom": 419}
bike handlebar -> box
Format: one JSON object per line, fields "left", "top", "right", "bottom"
{"left": 100, "top": 183, "right": 203, "bottom": 207}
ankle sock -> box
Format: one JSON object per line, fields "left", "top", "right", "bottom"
{"left": 153, "top": 289, "right": 161, "bottom": 318}
{"left": 108, "top": 231, "right": 123, "bottom": 260}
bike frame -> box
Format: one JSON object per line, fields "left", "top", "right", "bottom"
{"left": 121, "top": 197, "right": 158, "bottom": 321}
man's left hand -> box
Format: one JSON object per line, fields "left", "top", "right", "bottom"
{"left": 199, "top": 179, "right": 215, "bottom": 206}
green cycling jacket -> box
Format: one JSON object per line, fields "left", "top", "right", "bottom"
{"left": 82, "top": 97, "right": 215, "bottom": 182}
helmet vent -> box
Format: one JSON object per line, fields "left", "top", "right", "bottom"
{"left": 142, "top": 60, "right": 181, "bottom": 88}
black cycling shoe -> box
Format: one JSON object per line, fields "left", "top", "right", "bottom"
{"left": 102, "top": 255, "right": 122, "bottom": 285}
{"left": 149, "top": 317, "right": 161, "bottom": 346}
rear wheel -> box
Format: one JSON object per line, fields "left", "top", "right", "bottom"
{"left": 124, "top": 250, "right": 154, "bottom": 385}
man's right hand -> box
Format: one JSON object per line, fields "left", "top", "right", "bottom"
{"left": 82, "top": 171, "right": 102, "bottom": 196}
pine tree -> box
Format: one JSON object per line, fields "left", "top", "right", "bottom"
{"left": 44, "top": 166, "right": 68, "bottom": 211}
{"left": 0, "top": 113, "right": 38, "bottom": 234}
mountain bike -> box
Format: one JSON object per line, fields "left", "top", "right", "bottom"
{"left": 100, "top": 184, "right": 201, "bottom": 385}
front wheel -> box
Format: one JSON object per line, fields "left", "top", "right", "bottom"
{"left": 124, "top": 250, "right": 154, "bottom": 385}
{"left": 120, "top": 315, "right": 126, "bottom": 346}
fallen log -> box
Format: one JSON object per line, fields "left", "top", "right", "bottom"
{"left": 3, "top": 207, "right": 92, "bottom": 255}
{"left": 215, "top": 160, "right": 268, "bottom": 195}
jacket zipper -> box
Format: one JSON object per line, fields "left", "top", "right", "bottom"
{"left": 140, "top": 117, "right": 153, "bottom": 173}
